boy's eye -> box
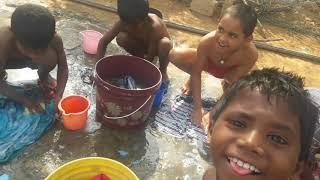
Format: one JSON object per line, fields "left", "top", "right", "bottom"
{"left": 229, "top": 119, "right": 246, "bottom": 128}
{"left": 268, "top": 134, "right": 288, "bottom": 145}
{"left": 229, "top": 33, "right": 238, "bottom": 39}
{"left": 218, "top": 27, "right": 224, "bottom": 33}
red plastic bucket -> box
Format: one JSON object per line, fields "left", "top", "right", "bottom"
{"left": 58, "top": 95, "right": 90, "bottom": 130}
{"left": 95, "top": 55, "right": 162, "bottom": 129}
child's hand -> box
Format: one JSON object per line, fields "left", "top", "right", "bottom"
{"left": 23, "top": 98, "right": 44, "bottom": 113}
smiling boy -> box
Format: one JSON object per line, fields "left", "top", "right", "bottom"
{"left": 203, "top": 68, "right": 319, "bottom": 180}
{"left": 169, "top": 3, "right": 258, "bottom": 127}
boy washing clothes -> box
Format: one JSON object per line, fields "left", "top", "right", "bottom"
{"left": 0, "top": 4, "right": 68, "bottom": 112}
{"left": 96, "top": 0, "right": 172, "bottom": 82}
{"left": 203, "top": 68, "right": 319, "bottom": 180}
{"left": 169, "top": 3, "right": 258, "bottom": 127}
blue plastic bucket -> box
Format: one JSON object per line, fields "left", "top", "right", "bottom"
{"left": 153, "top": 81, "right": 167, "bottom": 108}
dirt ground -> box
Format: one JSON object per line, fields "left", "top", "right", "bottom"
{"left": 48, "top": 0, "right": 320, "bottom": 87}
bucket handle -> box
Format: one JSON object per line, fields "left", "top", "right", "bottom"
{"left": 103, "top": 95, "right": 152, "bottom": 120}
{"left": 90, "top": 78, "right": 153, "bottom": 120}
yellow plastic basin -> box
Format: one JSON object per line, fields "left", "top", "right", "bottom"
{"left": 45, "top": 157, "right": 139, "bottom": 180}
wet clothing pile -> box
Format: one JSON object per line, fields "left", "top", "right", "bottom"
{"left": 153, "top": 94, "right": 216, "bottom": 161}
{"left": 153, "top": 94, "right": 216, "bottom": 141}
{"left": 0, "top": 87, "right": 55, "bottom": 163}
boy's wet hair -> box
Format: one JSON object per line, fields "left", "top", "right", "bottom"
{"left": 223, "top": 3, "right": 257, "bottom": 37}
{"left": 117, "top": 0, "right": 149, "bottom": 24}
{"left": 211, "top": 68, "right": 319, "bottom": 161}
{"left": 11, "top": 4, "right": 55, "bottom": 49}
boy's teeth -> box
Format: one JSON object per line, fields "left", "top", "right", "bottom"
{"left": 231, "top": 157, "right": 237, "bottom": 163}
{"left": 249, "top": 166, "right": 255, "bottom": 171}
{"left": 237, "top": 160, "right": 244, "bottom": 167}
{"left": 244, "top": 163, "right": 250, "bottom": 169}
{"left": 228, "top": 157, "right": 261, "bottom": 173}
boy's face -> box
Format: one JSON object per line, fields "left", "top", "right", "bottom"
{"left": 214, "top": 14, "right": 250, "bottom": 54}
{"left": 209, "top": 89, "right": 302, "bottom": 180}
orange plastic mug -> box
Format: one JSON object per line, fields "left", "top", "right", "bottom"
{"left": 58, "top": 95, "right": 90, "bottom": 130}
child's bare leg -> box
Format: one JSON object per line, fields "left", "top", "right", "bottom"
{"left": 169, "top": 48, "right": 196, "bottom": 73}
{"left": 169, "top": 48, "right": 197, "bottom": 95}
{"left": 158, "top": 37, "right": 172, "bottom": 81}
{"left": 116, "top": 32, "right": 146, "bottom": 58}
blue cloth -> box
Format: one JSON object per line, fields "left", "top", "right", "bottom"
{"left": 0, "top": 89, "right": 55, "bottom": 164}
{"left": 0, "top": 174, "right": 9, "bottom": 180}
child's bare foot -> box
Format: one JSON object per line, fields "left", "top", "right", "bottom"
{"left": 182, "top": 78, "right": 191, "bottom": 95}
